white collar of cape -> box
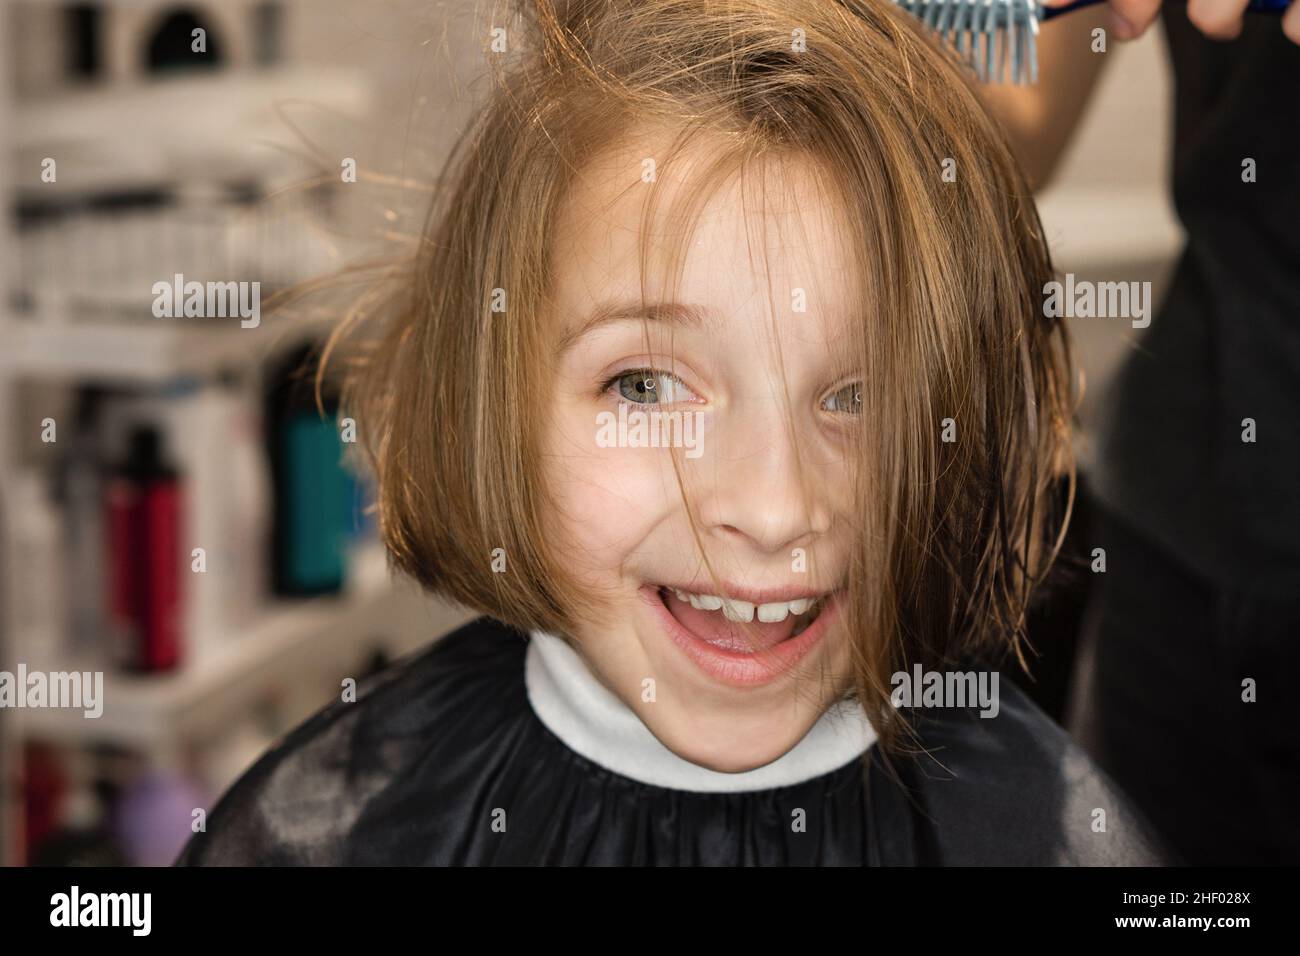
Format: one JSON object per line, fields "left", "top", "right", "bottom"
{"left": 525, "top": 629, "right": 878, "bottom": 793}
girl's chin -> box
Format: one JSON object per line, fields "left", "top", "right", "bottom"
{"left": 650, "top": 729, "right": 805, "bottom": 774}
{"left": 637, "top": 583, "right": 841, "bottom": 689}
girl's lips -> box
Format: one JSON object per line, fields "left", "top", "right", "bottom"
{"left": 639, "top": 584, "right": 840, "bottom": 688}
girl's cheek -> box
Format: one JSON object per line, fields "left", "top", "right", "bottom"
{"left": 545, "top": 443, "right": 683, "bottom": 559}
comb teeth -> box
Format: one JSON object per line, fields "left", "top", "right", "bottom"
{"left": 893, "top": 0, "right": 1043, "bottom": 85}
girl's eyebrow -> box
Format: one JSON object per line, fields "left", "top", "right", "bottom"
{"left": 555, "top": 301, "right": 716, "bottom": 356}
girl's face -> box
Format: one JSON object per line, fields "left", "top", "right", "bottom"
{"left": 543, "top": 127, "right": 863, "bottom": 772}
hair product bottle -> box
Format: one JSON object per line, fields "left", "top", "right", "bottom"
{"left": 105, "top": 425, "right": 184, "bottom": 673}
{"left": 265, "top": 345, "right": 348, "bottom": 597}
{"left": 10, "top": 470, "right": 66, "bottom": 665}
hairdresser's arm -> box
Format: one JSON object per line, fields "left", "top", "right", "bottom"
{"left": 976, "top": 4, "right": 1113, "bottom": 190}
{"left": 977, "top": 0, "right": 1300, "bottom": 188}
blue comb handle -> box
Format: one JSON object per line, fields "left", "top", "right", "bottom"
{"left": 1044, "top": 0, "right": 1291, "bottom": 19}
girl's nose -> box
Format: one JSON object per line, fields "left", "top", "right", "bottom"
{"left": 691, "top": 411, "right": 833, "bottom": 555}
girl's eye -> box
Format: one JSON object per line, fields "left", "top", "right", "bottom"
{"left": 822, "top": 383, "right": 863, "bottom": 415}
{"left": 607, "top": 368, "right": 698, "bottom": 405}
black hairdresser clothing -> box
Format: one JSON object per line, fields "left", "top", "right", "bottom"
{"left": 1072, "top": 503, "right": 1300, "bottom": 865}
{"left": 1073, "top": 7, "right": 1300, "bottom": 866}
{"left": 1090, "top": 6, "right": 1300, "bottom": 598}
{"left": 177, "top": 617, "right": 1168, "bottom": 866}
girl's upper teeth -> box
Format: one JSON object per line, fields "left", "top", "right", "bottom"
{"left": 671, "top": 589, "right": 818, "bottom": 624}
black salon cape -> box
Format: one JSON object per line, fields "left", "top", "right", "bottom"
{"left": 176, "top": 617, "right": 1169, "bottom": 866}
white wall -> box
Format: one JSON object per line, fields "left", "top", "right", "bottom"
{"left": 1036, "top": 26, "right": 1183, "bottom": 468}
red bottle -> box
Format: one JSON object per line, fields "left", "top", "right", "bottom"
{"left": 105, "top": 425, "right": 183, "bottom": 673}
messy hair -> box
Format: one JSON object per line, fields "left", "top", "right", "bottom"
{"left": 323, "top": 0, "right": 1075, "bottom": 755}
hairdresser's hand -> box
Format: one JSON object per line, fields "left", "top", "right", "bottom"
{"left": 1044, "top": 0, "right": 1300, "bottom": 46}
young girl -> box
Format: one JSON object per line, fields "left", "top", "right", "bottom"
{"left": 179, "top": 0, "right": 1167, "bottom": 865}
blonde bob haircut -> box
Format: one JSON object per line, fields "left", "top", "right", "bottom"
{"left": 324, "top": 0, "right": 1076, "bottom": 755}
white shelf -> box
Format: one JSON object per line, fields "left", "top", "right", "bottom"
{"left": 10, "top": 543, "right": 461, "bottom": 750}
{"left": 0, "top": 314, "right": 327, "bottom": 383}
{"left": 13, "top": 66, "right": 373, "bottom": 195}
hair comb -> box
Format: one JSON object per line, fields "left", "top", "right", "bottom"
{"left": 892, "top": 0, "right": 1292, "bottom": 85}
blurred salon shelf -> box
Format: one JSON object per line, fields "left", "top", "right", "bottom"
{"left": 0, "top": 0, "right": 390, "bottom": 868}
{"left": 0, "top": 315, "right": 329, "bottom": 384}
{"left": 12, "top": 66, "right": 372, "bottom": 194}
{"left": 11, "top": 543, "right": 468, "bottom": 751}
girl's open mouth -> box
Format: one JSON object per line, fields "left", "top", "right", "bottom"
{"left": 642, "top": 583, "right": 841, "bottom": 687}
{"left": 659, "top": 586, "right": 826, "bottom": 650}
